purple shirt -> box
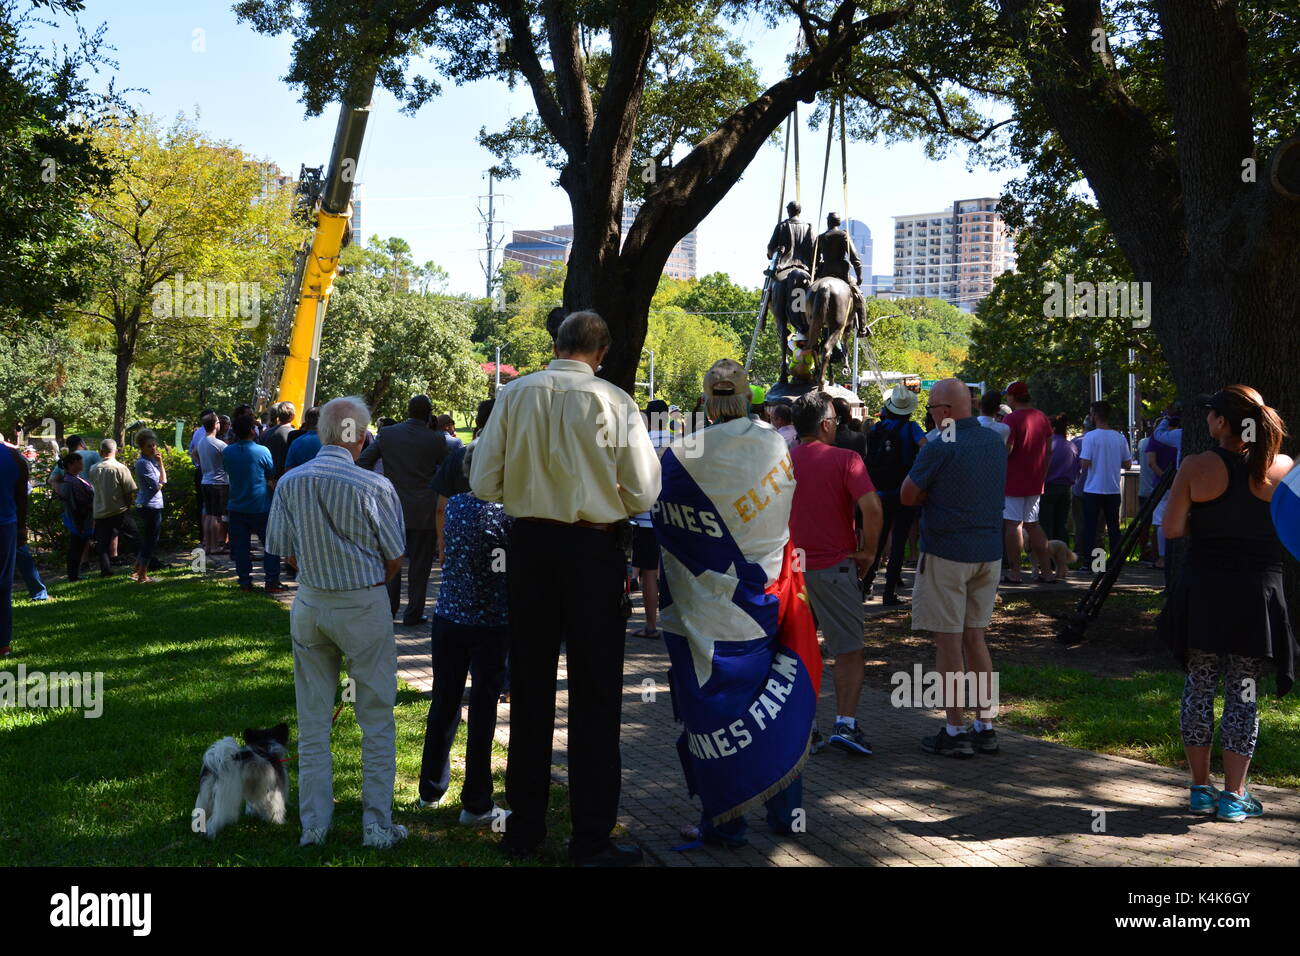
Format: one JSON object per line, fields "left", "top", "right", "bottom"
{"left": 1045, "top": 433, "right": 1079, "bottom": 486}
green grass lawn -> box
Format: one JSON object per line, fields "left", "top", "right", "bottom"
{"left": 1, "top": 569, "right": 568, "bottom": 866}
{"left": 998, "top": 665, "right": 1300, "bottom": 788}
{"left": 991, "top": 592, "right": 1300, "bottom": 789}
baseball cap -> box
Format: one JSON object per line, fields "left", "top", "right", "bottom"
{"left": 1006, "top": 381, "right": 1030, "bottom": 400}
{"left": 884, "top": 383, "right": 918, "bottom": 416}
{"left": 703, "top": 359, "right": 749, "bottom": 399}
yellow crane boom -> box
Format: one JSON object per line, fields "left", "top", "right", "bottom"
{"left": 259, "top": 77, "right": 375, "bottom": 426}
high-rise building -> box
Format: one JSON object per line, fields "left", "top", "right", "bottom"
{"left": 845, "top": 218, "right": 873, "bottom": 282}
{"left": 622, "top": 200, "right": 698, "bottom": 280}
{"left": 891, "top": 197, "right": 1016, "bottom": 309}
{"left": 349, "top": 183, "right": 365, "bottom": 246}
{"left": 504, "top": 224, "right": 574, "bottom": 276}
{"left": 503, "top": 201, "right": 699, "bottom": 280}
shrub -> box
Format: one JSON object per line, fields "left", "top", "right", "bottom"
{"left": 26, "top": 445, "right": 199, "bottom": 556}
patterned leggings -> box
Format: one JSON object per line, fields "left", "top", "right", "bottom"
{"left": 1180, "top": 650, "right": 1266, "bottom": 757}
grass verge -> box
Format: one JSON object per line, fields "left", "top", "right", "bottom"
{"left": 2, "top": 568, "right": 569, "bottom": 865}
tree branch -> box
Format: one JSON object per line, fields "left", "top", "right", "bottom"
{"left": 503, "top": 0, "right": 572, "bottom": 154}
{"left": 998, "top": 0, "right": 1184, "bottom": 281}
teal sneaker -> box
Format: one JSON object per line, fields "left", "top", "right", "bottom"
{"left": 1189, "top": 784, "right": 1219, "bottom": 814}
{"left": 1217, "top": 790, "right": 1264, "bottom": 822}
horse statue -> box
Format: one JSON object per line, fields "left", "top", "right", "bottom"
{"left": 805, "top": 275, "right": 856, "bottom": 386}
{"left": 766, "top": 265, "right": 811, "bottom": 384}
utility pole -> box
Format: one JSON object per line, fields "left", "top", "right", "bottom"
{"left": 478, "top": 170, "right": 506, "bottom": 300}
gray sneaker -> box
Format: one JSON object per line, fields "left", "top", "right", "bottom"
{"left": 921, "top": 724, "right": 975, "bottom": 758}
{"left": 299, "top": 827, "right": 327, "bottom": 847}
{"left": 964, "top": 723, "right": 999, "bottom": 754}
{"left": 362, "top": 822, "right": 409, "bottom": 848}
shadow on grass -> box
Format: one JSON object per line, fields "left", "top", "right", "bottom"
{"left": 2, "top": 570, "right": 570, "bottom": 866}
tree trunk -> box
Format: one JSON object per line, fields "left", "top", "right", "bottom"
{"left": 112, "top": 317, "right": 135, "bottom": 445}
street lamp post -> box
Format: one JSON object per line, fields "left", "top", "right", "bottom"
{"left": 636, "top": 348, "right": 655, "bottom": 400}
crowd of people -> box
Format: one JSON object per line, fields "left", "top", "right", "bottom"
{"left": 3, "top": 309, "right": 1297, "bottom": 852}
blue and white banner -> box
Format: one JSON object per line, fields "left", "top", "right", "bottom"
{"left": 652, "top": 417, "right": 820, "bottom": 825}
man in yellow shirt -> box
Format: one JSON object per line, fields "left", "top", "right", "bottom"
{"left": 471, "top": 310, "right": 661, "bottom": 866}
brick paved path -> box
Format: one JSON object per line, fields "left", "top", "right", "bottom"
{"left": 242, "top": 557, "right": 1299, "bottom": 867}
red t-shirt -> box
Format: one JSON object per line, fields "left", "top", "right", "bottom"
{"left": 1004, "top": 407, "right": 1052, "bottom": 497}
{"left": 789, "top": 440, "right": 876, "bottom": 571}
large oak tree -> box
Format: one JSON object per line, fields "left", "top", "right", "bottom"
{"left": 235, "top": 0, "right": 914, "bottom": 392}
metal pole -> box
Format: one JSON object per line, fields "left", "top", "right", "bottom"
{"left": 648, "top": 350, "right": 655, "bottom": 400}
{"left": 495, "top": 345, "right": 501, "bottom": 390}
{"left": 1092, "top": 366, "right": 1103, "bottom": 405}
{"left": 1127, "top": 347, "right": 1137, "bottom": 449}
{"left": 852, "top": 337, "right": 860, "bottom": 396}
{"left": 485, "top": 171, "right": 495, "bottom": 300}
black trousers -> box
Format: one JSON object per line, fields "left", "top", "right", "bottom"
{"left": 66, "top": 530, "right": 93, "bottom": 580}
{"left": 389, "top": 527, "right": 437, "bottom": 621}
{"left": 1039, "top": 482, "right": 1072, "bottom": 543}
{"left": 95, "top": 511, "right": 138, "bottom": 574}
{"left": 1080, "top": 492, "right": 1122, "bottom": 566}
{"left": 503, "top": 519, "right": 626, "bottom": 857}
{"left": 865, "top": 493, "right": 915, "bottom": 597}
{"left": 418, "top": 615, "right": 509, "bottom": 814}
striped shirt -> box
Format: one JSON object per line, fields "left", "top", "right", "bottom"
{"left": 266, "top": 444, "right": 407, "bottom": 591}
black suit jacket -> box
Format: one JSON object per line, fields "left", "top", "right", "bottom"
{"left": 358, "top": 419, "right": 448, "bottom": 530}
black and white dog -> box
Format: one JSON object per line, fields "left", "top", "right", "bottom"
{"left": 194, "top": 724, "right": 290, "bottom": 839}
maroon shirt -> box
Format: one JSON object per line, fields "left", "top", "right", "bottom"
{"left": 1004, "top": 407, "right": 1052, "bottom": 497}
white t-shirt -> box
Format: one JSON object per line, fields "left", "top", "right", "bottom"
{"left": 977, "top": 415, "right": 1011, "bottom": 445}
{"left": 1080, "top": 428, "right": 1132, "bottom": 495}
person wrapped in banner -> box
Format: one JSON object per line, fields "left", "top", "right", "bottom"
{"left": 652, "top": 359, "right": 821, "bottom": 848}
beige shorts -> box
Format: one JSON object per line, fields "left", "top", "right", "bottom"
{"left": 910, "top": 553, "right": 1001, "bottom": 633}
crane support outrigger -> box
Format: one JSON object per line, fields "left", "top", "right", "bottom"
{"left": 256, "top": 74, "right": 376, "bottom": 426}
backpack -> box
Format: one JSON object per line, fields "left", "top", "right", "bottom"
{"left": 866, "top": 418, "right": 916, "bottom": 491}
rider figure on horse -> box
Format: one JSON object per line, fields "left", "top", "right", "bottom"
{"left": 766, "top": 200, "right": 814, "bottom": 291}
{"left": 814, "top": 212, "right": 866, "bottom": 338}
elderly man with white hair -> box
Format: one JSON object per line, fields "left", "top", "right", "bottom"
{"left": 266, "top": 396, "right": 409, "bottom": 848}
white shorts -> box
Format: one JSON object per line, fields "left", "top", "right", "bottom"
{"left": 1003, "top": 494, "right": 1041, "bottom": 523}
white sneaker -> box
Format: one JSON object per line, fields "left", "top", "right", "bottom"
{"left": 299, "top": 827, "right": 327, "bottom": 847}
{"left": 416, "top": 796, "right": 441, "bottom": 809}
{"left": 459, "top": 805, "right": 508, "bottom": 827}
{"left": 362, "top": 822, "right": 409, "bottom": 848}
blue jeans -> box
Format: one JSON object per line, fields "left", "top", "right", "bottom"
{"left": 228, "top": 510, "right": 281, "bottom": 588}
{"left": 700, "top": 775, "right": 804, "bottom": 845}
{"left": 15, "top": 543, "right": 47, "bottom": 598}
{"left": 0, "top": 523, "right": 15, "bottom": 650}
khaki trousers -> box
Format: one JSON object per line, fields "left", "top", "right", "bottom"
{"left": 290, "top": 583, "right": 397, "bottom": 833}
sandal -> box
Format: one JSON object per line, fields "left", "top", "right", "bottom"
{"left": 631, "top": 626, "right": 660, "bottom": 638}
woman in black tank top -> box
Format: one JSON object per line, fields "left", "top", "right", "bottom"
{"left": 1159, "top": 386, "right": 1295, "bottom": 822}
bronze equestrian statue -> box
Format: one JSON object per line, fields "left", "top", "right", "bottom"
{"left": 806, "top": 212, "right": 866, "bottom": 386}
{"left": 764, "top": 201, "right": 814, "bottom": 384}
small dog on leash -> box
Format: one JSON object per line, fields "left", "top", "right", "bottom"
{"left": 1029, "top": 539, "right": 1077, "bottom": 581}
{"left": 193, "top": 724, "right": 290, "bottom": 839}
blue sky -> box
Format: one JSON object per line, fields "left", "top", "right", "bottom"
{"left": 43, "top": 0, "right": 1018, "bottom": 297}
